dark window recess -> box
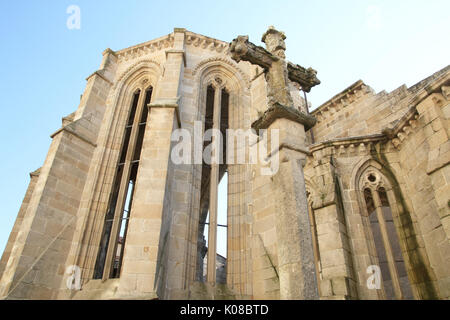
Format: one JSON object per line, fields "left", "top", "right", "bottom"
{"left": 366, "top": 188, "right": 395, "bottom": 299}
{"left": 94, "top": 87, "right": 153, "bottom": 280}
{"left": 197, "top": 85, "right": 230, "bottom": 284}
{"left": 111, "top": 163, "right": 138, "bottom": 278}
{"left": 94, "top": 165, "right": 124, "bottom": 279}
{"left": 119, "top": 91, "right": 140, "bottom": 164}
{"left": 127, "top": 91, "right": 140, "bottom": 126}
{"left": 378, "top": 188, "right": 414, "bottom": 300}
{"left": 133, "top": 89, "right": 152, "bottom": 161}
{"left": 363, "top": 187, "right": 414, "bottom": 300}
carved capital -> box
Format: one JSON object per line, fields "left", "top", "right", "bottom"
{"left": 252, "top": 103, "right": 317, "bottom": 132}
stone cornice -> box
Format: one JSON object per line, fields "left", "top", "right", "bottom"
{"left": 252, "top": 103, "right": 317, "bottom": 131}
{"left": 116, "top": 34, "right": 175, "bottom": 62}
{"left": 50, "top": 126, "right": 97, "bottom": 147}
{"left": 185, "top": 31, "right": 229, "bottom": 53}
{"left": 114, "top": 30, "right": 230, "bottom": 63}
{"left": 309, "top": 134, "right": 386, "bottom": 159}
{"left": 86, "top": 70, "right": 113, "bottom": 85}
{"left": 382, "top": 106, "right": 419, "bottom": 148}
{"left": 50, "top": 115, "right": 98, "bottom": 147}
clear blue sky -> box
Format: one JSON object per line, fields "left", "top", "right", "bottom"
{"left": 0, "top": 1, "right": 448, "bottom": 254}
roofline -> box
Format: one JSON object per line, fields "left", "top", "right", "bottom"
{"left": 114, "top": 28, "right": 230, "bottom": 57}
{"left": 312, "top": 64, "right": 450, "bottom": 115}
{"left": 115, "top": 33, "right": 174, "bottom": 55}
{"left": 311, "top": 80, "right": 368, "bottom": 115}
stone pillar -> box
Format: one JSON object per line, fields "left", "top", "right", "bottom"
{"left": 418, "top": 91, "right": 450, "bottom": 242}
{"left": 0, "top": 123, "right": 99, "bottom": 299}
{"left": 118, "top": 28, "right": 186, "bottom": 299}
{"left": 254, "top": 104, "right": 319, "bottom": 300}
{"left": 415, "top": 89, "right": 450, "bottom": 299}
{"left": 310, "top": 152, "right": 356, "bottom": 299}
{"left": 75, "top": 48, "right": 118, "bottom": 122}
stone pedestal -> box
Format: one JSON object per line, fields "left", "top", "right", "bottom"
{"left": 254, "top": 104, "right": 319, "bottom": 300}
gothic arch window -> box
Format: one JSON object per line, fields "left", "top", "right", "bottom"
{"left": 187, "top": 61, "right": 251, "bottom": 295}
{"left": 196, "top": 80, "right": 230, "bottom": 284}
{"left": 360, "top": 169, "right": 414, "bottom": 300}
{"left": 94, "top": 85, "right": 153, "bottom": 280}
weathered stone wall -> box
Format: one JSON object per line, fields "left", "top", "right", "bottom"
{"left": 304, "top": 66, "right": 450, "bottom": 300}
{"left": 311, "top": 66, "right": 449, "bottom": 142}
{"left": 1, "top": 28, "right": 448, "bottom": 300}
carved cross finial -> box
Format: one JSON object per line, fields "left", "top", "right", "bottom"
{"left": 230, "top": 27, "right": 321, "bottom": 108}
{"left": 262, "top": 26, "right": 287, "bottom": 59}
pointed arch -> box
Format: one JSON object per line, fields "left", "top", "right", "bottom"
{"left": 352, "top": 158, "right": 438, "bottom": 299}
{"left": 184, "top": 56, "right": 253, "bottom": 296}
{"left": 73, "top": 60, "right": 160, "bottom": 281}
{"left": 192, "top": 56, "right": 251, "bottom": 90}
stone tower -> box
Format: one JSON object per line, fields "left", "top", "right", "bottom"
{"left": 0, "top": 27, "right": 449, "bottom": 300}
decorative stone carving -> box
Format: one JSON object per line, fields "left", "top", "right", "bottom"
{"left": 382, "top": 106, "right": 420, "bottom": 150}
{"left": 359, "top": 169, "right": 389, "bottom": 193}
{"left": 185, "top": 32, "right": 228, "bottom": 53}
{"left": 116, "top": 35, "right": 174, "bottom": 62}
{"left": 112, "top": 59, "right": 162, "bottom": 91}
{"left": 230, "top": 26, "right": 320, "bottom": 110}
{"left": 252, "top": 102, "right": 317, "bottom": 131}
{"left": 192, "top": 56, "right": 251, "bottom": 89}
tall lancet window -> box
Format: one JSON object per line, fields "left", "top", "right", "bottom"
{"left": 197, "top": 81, "right": 230, "bottom": 284}
{"left": 94, "top": 86, "right": 153, "bottom": 280}
{"left": 362, "top": 171, "right": 414, "bottom": 300}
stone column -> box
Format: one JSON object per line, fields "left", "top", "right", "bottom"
{"left": 254, "top": 105, "right": 319, "bottom": 300}
{"left": 414, "top": 90, "right": 450, "bottom": 299}
{"left": 309, "top": 152, "right": 356, "bottom": 299}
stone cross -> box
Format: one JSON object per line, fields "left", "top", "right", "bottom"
{"left": 230, "top": 27, "right": 321, "bottom": 300}
{"left": 230, "top": 26, "right": 320, "bottom": 110}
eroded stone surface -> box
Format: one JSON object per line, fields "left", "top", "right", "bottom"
{"left": 0, "top": 27, "right": 449, "bottom": 301}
